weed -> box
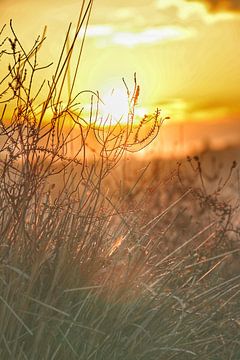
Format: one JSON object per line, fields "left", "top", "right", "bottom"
{"left": 0, "top": 2, "right": 239, "bottom": 359}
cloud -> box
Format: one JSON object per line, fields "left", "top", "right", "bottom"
{"left": 156, "top": 0, "right": 236, "bottom": 22}
{"left": 113, "top": 26, "right": 195, "bottom": 46}
{"left": 155, "top": 96, "right": 240, "bottom": 125}
{"left": 189, "top": 98, "right": 240, "bottom": 117}
{"left": 186, "top": 0, "right": 240, "bottom": 13}
{"left": 85, "top": 25, "right": 113, "bottom": 37}
{"left": 90, "top": 25, "right": 195, "bottom": 47}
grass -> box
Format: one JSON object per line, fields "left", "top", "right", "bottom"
{"left": 0, "top": 2, "right": 240, "bottom": 359}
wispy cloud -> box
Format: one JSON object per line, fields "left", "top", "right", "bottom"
{"left": 157, "top": 96, "right": 240, "bottom": 123}
{"left": 85, "top": 25, "right": 113, "bottom": 37}
{"left": 156, "top": 0, "right": 236, "bottom": 23}
{"left": 186, "top": 0, "right": 240, "bottom": 13}
{"left": 85, "top": 25, "right": 195, "bottom": 47}
{"left": 112, "top": 26, "right": 195, "bottom": 47}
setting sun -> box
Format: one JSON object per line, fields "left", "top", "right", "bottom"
{"left": 0, "top": 0, "right": 239, "bottom": 152}
{"left": 100, "top": 87, "right": 130, "bottom": 124}
{"left": 98, "top": 86, "right": 148, "bottom": 126}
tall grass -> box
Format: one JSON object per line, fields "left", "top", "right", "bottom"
{"left": 0, "top": 2, "right": 240, "bottom": 359}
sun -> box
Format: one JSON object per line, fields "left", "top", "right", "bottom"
{"left": 98, "top": 86, "right": 148, "bottom": 126}
{"left": 100, "top": 87, "right": 130, "bottom": 125}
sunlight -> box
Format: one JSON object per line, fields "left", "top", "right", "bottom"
{"left": 100, "top": 87, "right": 130, "bottom": 125}
{"left": 98, "top": 87, "right": 148, "bottom": 126}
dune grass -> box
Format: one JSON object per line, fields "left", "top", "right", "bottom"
{"left": 0, "top": 2, "right": 240, "bottom": 359}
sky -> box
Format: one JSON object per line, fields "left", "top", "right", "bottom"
{"left": 0, "top": 0, "right": 240, "bottom": 153}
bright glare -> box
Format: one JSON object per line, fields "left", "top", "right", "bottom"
{"left": 100, "top": 87, "right": 130, "bottom": 125}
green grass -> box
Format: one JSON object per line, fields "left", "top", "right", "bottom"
{"left": 0, "top": 3, "right": 240, "bottom": 359}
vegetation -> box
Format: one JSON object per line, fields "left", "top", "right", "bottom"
{"left": 0, "top": 2, "right": 239, "bottom": 359}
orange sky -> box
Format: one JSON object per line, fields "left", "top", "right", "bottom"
{"left": 1, "top": 0, "right": 240, "bottom": 153}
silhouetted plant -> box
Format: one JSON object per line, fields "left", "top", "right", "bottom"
{"left": 0, "top": 2, "right": 239, "bottom": 359}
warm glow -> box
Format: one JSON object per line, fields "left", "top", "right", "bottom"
{"left": 1, "top": 0, "right": 239, "bottom": 153}
{"left": 97, "top": 87, "right": 149, "bottom": 125}
{"left": 100, "top": 87, "right": 130, "bottom": 124}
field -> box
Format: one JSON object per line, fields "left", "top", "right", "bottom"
{"left": 0, "top": 5, "right": 240, "bottom": 359}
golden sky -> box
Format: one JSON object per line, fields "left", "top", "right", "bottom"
{"left": 1, "top": 0, "right": 240, "bottom": 128}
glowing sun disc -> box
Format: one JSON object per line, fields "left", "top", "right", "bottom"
{"left": 100, "top": 87, "right": 129, "bottom": 124}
